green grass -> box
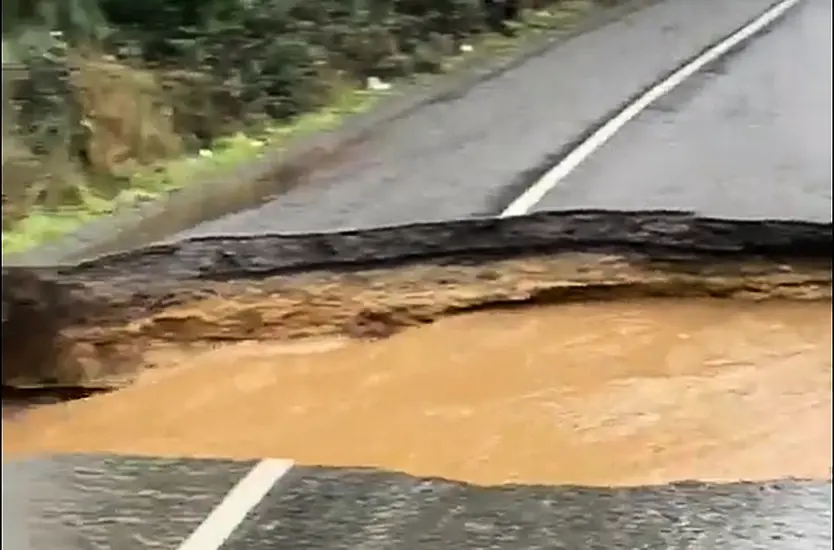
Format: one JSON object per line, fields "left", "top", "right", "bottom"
{"left": 2, "top": 90, "right": 384, "bottom": 254}
{"left": 2, "top": 0, "right": 598, "bottom": 256}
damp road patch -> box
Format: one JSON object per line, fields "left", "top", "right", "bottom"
{"left": 2, "top": 455, "right": 831, "bottom": 550}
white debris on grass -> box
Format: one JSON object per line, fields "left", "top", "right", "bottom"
{"left": 366, "top": 76, "right": 392, "bottom": 91}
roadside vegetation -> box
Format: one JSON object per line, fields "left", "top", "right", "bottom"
{"left": 2, "top": 0, "right": 608, "bottom": 254}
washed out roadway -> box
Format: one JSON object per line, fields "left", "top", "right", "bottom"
{"left": 532, "top": 0, "right": 832, "bottom": 221}
{"left": 173, "top": 0, "right": 806, "bottom": 239}
{"left": 5, "top": 2, "right": 832, "bottom": 549}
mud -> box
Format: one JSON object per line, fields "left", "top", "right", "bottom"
{"left": 4, "top": 298, "right": 831, "bottom": 487}
{"left": 2, "top": 252, "right": 830, "bottom": 389}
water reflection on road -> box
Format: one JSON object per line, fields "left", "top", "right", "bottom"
{"left": 3, "top": 299, "right": 831, "bottom": 486}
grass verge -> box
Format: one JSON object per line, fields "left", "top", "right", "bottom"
{"left": 2, "top": 0, "right": 602, "bottom": 256}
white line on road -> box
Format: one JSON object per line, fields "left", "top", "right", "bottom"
{"left": 177, "top": 458, "right": 294, "bottom": 550}
{"left": 499, "top": 0, "right": 803, "bottom": 218}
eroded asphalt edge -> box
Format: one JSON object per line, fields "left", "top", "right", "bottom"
{"left": 46, "top": 212, "right": 833, "bottom": 285}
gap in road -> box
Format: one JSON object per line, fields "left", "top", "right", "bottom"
{"left": 5, "top": 297, "right": 831, "bottom": 488}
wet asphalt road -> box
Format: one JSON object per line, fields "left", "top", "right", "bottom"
{"left": 174, "top": 0, "right": 803, "bottom": 238}
{"left": 3, "top": 455, "right": 832, "bottom": 550}
{"left": 533, "top": 0, "right": 832, "bottom": 222}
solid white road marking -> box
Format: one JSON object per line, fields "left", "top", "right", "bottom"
{"left": 499, "top": 0, "right": 803, "bottom": 218}
{"left": 177, "top": 458, "right": 294, "bottom": 550}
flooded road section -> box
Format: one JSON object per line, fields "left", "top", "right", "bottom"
{"left": 3, "top": 298, "right": 831, "bottom": 487}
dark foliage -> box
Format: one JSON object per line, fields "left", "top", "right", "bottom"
{"left": 2, "top": 0, "right": 568, "bottom": 212}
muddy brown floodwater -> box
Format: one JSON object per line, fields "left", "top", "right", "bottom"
{"left": 3, "top": 298, "right": 831, "bottom": 486}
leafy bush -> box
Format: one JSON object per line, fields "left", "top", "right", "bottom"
{"left": 3, "top": 0, "right": 584, "bottom": 241}
{"left": 5, "top": 0, "right": 496, "bottom": 176}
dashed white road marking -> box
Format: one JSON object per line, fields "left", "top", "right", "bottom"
{"left": 177, "top": 458, "right": 294, "bottom": 550}
{"left": 499, "top": 0, "right": 803, "bottom": 218}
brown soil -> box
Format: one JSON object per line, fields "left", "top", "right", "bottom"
{"left": 4, "top": 298, "right": 831, "bottom": 487}
{"left": 3, "top": 253, "right": 830, "bottom": 389}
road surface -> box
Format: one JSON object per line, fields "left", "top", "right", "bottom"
{"left": 3, "top": 455, "right": 832, "bottom": 550}
{"left": 531, "top": 0, "right": 832, "bottom": 221}
{"left": 173, "top": 0, "right": 822, "bottom": 238}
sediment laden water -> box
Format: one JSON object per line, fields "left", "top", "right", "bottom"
{"left": 4, "top": 297, "right": 831, "bottom": 487}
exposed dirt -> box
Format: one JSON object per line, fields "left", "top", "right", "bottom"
{"left": 2, "top": 253, "right": 830, "bottom": 389}
{"left": 4, "top": 298, "right": 831, "bottom": 487}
